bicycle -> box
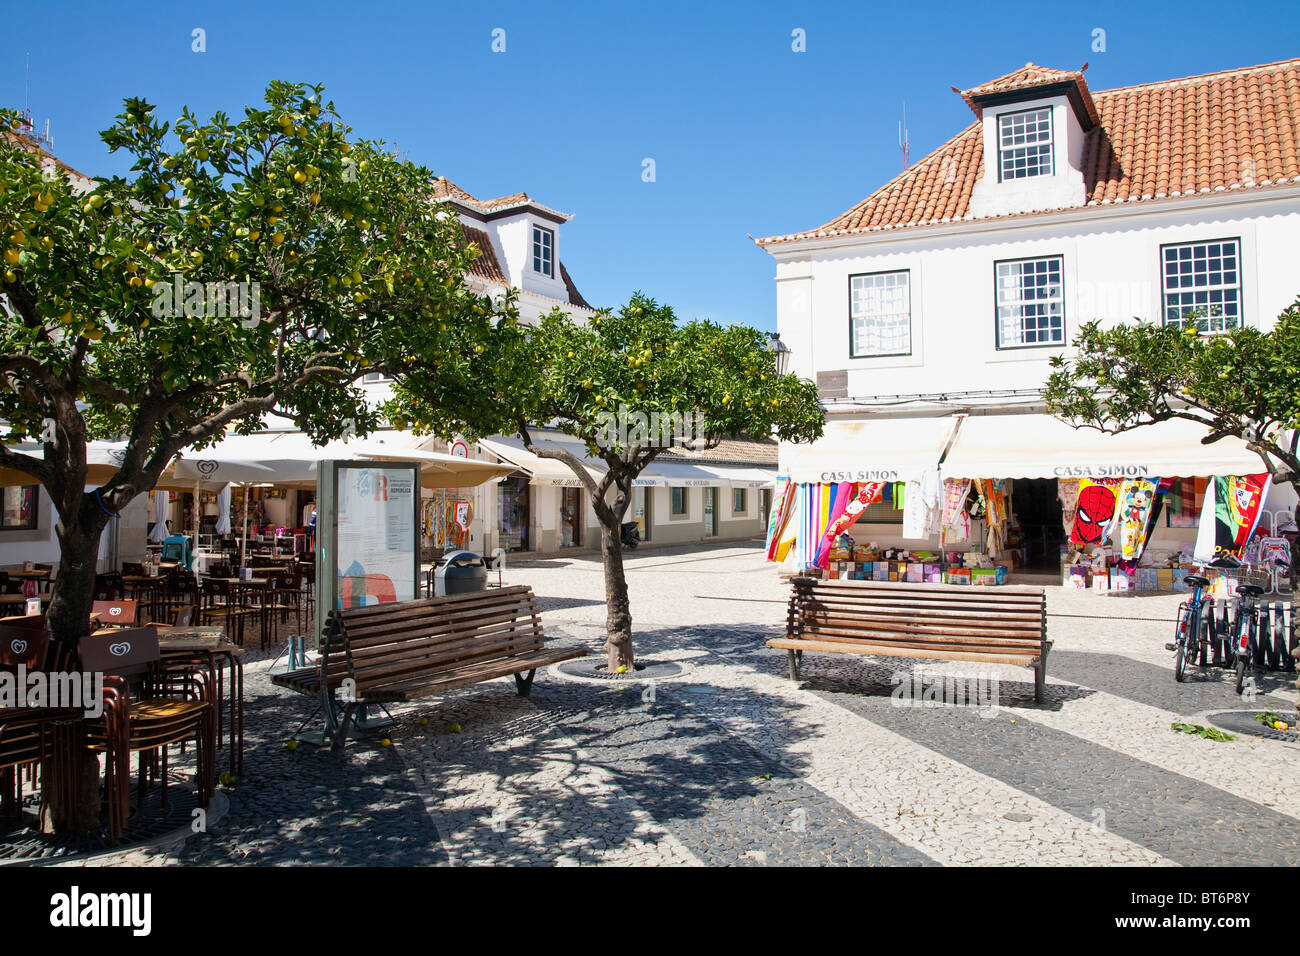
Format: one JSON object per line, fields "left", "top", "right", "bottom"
{"left": 1232, "top": 583, "right": 1267, "bottom": 695}
{"left": 1167, "top": 573, "right": 1212, "bottom": 682}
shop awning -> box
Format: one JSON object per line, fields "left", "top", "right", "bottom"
{"left": 477, "top": 435, "right": 778, "bottom": 489}
{"left": 940, "top": 413, "right": 1265, "bottom": 480}
{"left": 475, "top": 435, "right": 603, "bottom": 487}
{"left": 780, "top": 416, "right": 959, "bottom": 484}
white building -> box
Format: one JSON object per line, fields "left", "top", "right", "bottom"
{"left": 758, "top": 58, "right": 1300, "bottom": 573}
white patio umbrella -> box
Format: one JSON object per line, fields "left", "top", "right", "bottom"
{"left": 148, "top": 489, "right": 170, "bottom": 543}
{"left": 215, "top": 483, "right": 232, "bottom": 534}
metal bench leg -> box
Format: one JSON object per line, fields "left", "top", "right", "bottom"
{"left": 331, "top": 704, "right": 356, "bottom": 753}
{"left": 1034, "top": 661, "right": 1047, "bottom": 704}
{"left": 788, "top": 649, "right": 800, "bottom": 681}
{"left": 515, "top": 669, "right": 536, "bottom": 697}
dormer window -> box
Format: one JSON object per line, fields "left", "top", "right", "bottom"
{"left": 532, "top": 225, "right": 554, "bottom": 278}
{"left": 998, "top": 107, "right": 1054, "bottom": 181}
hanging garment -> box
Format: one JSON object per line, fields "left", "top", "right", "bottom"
{"left": 919, "top": 467, "right": 943, "bottom": 535}
{"left": 902, "top": 479, "right": 928, "bottom": 540}
{"left": 1057, "top": 479, "right": 1080, "bottom": 534}
{"left": 1116, "top": 478, "right": 1160, "bottom": 561}
{"left": 1140, "top": 478, "right": 1175, "bottom": 553}
{"left": 1068, "top": 478, "right": 1123, "bottom": 548}
{"left": 765, "top": 479, "right": 796, "bottom": 562}
{"left": 1194, "top": 474, "right": 1271, "bottom": 566}
{"left": 941, "top": 479, "right": 971, "bottom": 544}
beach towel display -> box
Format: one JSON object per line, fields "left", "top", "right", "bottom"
{"left": 919, "top": 467, "right": 942, "bottom": 535}
{"left": 797, "top": 483, "right": 836, "bottom": 570}
{"left": 765, "top": 479, "right": 796, "bottom": 561}
{"left": 941, "top": 479, "right": 971, "bottom": 544}
{"left": 814, "top": 482, "right": 856, "bottom": 567}
{"left": 902, "top": 474, "right": 940, "bottom": 540}
{"left": 1068, "top": 478, "right": 1122, "bottom": 548}
{"left": 816, "top": 481, "right": 885, "bottom": 565}
{"left": 1140, "top": 478, "right": 1175, "bottom": 553}
{"left": 1194, "top": 473, "right": 1271, "bottom": 566}
{"left": 1117, "top": 477, "right": 1161, "bottom": 561}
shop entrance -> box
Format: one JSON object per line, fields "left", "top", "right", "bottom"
{"left": 703, "top": 487, "right": 717, "bottom": 537}
{"left": 633, "top": 487, "right": 651, "bottom": 542}
{"left": 497, "top": 475, "right": 530, "bottom": 553}
{"left": 1010, "top": 478, "right": 1064, "bottom": 570}
{"left": 560, "top": 487, "right": 583, "bottom": 548}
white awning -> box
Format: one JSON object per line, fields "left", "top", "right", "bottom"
{"left": 940, "top": 414, "right": 1265, "bottom": 480}
{"left": 780, "top": 416, "right": 959, "bottom": 484}
{"left": 475, "top": 435, "right": 603, "bottom": 487}
{"left": 477, "top": 435, "right": 777, "bottom": 489}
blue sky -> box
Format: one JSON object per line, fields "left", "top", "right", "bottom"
{"left": 5, "top": 0, "right": 1298, "bottom": 329}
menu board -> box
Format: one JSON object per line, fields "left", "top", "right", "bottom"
{"left": 316, "top": 461, "right": 420, "bottom": 643}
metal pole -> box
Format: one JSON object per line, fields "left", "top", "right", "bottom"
{"left": 241, "top": 483, "right": 249, "bottom": 566}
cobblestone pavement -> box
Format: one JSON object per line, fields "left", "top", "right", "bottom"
{"left": 116, "top": 541, "right": 1298, "bottom": 866}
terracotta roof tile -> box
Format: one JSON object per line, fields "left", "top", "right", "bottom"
{"left": 758, "top": 57, "right": 1300, "bottom": 246}
{"left": 458, "top": 225, "right": 508, "bottom": 285}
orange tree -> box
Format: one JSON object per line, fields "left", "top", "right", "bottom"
{"left": 1045, "top": 302, "right": 1300, "bottom": 709}
{"left": 0, "top": 84, "right": 500, "bottom": 825}
{"left": 389, "top": 294, "right": 824, "bottom": 670}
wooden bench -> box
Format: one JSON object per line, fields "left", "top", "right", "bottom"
{"left": 273, "top": 585, "right": 586, "bottom": 750}
{"left": 768, "top": 577, "right": 1052, "bottom": 702}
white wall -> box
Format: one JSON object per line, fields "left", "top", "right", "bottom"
{"left": 774, "top": 189, "right": 1300, "bottom": 398}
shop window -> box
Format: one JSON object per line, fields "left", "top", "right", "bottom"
{"left": 998, "top": 107, "right": 1054, "bottom": 181}
{"left": 732, "top": 488, "right": 747, "bottom": 514}
{"left": 1161, "top": 239, "right": 1241, "bottom": 331}
{"left": 671, "top": 487, "right": 688, "bottom": 516}
{"left": 0, "top": 485, "right": 39, "bottom": 531}
{"left": 1165, "top": 477, "right": 1208, "bottom": 528}
{"left": 849, "top": 270, "right": 911, "bottom": 357}
{"left": 995, "top": 255, "right": 1065, "bottom": 348}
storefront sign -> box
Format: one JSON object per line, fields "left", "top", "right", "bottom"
{"left": 816, "top": 469, "right": 900, "bottom": 483}
{"left": 1053, "top": 465, "right": 1152, "bottom": 478}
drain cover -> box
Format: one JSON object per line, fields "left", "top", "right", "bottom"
{"left": 553, "top": 659, "right": 690, "bottom": 682}
{"left": 1206, "top": 711, "right": 1300, "bottom": 743}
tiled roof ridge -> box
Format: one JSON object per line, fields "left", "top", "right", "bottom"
{"left": 1095, "top": 55, "right": 1300, "bottom": 96}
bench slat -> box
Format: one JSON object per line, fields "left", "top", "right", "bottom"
{"left": 367, "top": 647, "right": 588, "bottom": 702}
{"left": 768, "top": 637, "right": 1042, "bottom": 668}
{"left": 794, "top": 623, "right": 1046, "bottom": 650}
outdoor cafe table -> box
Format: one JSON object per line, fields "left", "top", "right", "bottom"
{"left": 7, "top": 569, "right": 51, "bottom": 582}
{"left": 92, "top": 624, "right": 244, "bottom": 775}
{"left": 0, "top": 592, "right": 50, "bottom": 609}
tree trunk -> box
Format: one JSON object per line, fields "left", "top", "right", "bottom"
{"left": 40, "top": 499, "right": 109, "bottom": 834}
{"left": 601, "top": 518, "right": 634, "bottom": 671}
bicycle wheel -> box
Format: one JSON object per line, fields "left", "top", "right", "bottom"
{"left": 1235, "top": 657, "right": 1248, "bottom": 695}
{"left": 1173, "top": 604, "right": 1192, "bottom": 682}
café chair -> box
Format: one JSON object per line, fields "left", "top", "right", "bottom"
{"left": 80, "top": 626, "right": 216, "bottom": 839}
{"left": 91, "top": 600, "right": 138, "bottom": 629}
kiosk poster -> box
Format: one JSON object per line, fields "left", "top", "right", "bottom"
{"left": 335, "top": 465, "right": 418, "bottom": 607}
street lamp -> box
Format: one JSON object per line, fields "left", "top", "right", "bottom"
{"left": 768, "top": 332, "right": 791, "bottom": 377}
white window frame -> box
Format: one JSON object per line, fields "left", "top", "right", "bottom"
{"left": 998, "top": 107, "right": 1054, "bottom": 181}
{"left": 531, "top": 225, "right": 554, "bottom": 278}
{"left": 849, "top": 270, "right": 912, "bottom": 358}
{"left": 1160, "top": 238, "right": 1243, "bottom": 332}
{"left": 995, "top": 255, "right": 1066, "bottom": 349}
